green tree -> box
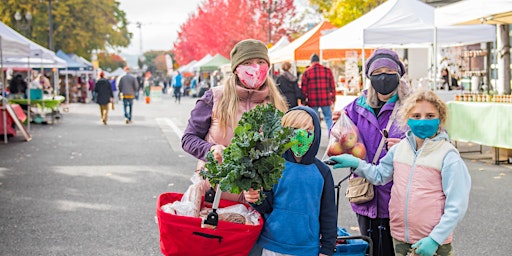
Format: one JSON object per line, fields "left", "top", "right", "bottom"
{"left": 308, "top": 0, "right": 385, "bottom": 27}
{"left": 97, "top": 51, "right": 126, "bottom": 72}
{"left": 0, "top": 0, "right": 131, "bottom": 57}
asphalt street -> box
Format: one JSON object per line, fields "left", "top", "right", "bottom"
{"left": 0, "top": 92, "right": 511, "bottom": 255}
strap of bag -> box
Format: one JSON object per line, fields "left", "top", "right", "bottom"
{"left": 372, "top": 104, "right": 399, "bottom": 164}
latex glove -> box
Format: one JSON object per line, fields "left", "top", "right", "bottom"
{"left": 411, "top": 236, "right": 439, "bottom": 256}
{"left": 329, "top": 154, "right": 360, "bottom": 169}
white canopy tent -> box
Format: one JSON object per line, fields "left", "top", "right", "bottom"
{"left": 321, "top": 0, "right": 495, "bottom": 49}
{"left": 1, "top": 34, "right": 30, "bottom": 143}
{"left": 435, "top": 0, "right": 512, "bottom": 26}
{"left": 0, "top": 21, "right": 66, "bottom": 68}
{"left": 319, "top": 0, "right": 496, "bottom": 88}
{"left": 268, "top": 36, "right": 290, "bottom": 56}
{"left": 191, "top": 54, "right": 213, "bottom": 72}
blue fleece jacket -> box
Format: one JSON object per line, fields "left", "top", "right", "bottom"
{"left": 250, "top": 106, "right": 337, "bottom": 256}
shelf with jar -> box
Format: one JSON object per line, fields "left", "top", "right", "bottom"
{"left": 454, "top": 93, "right": 512, "bottom": 103}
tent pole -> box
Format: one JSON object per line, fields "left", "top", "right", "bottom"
{"left": 1, "top": 39, "right": 7, "bottom": 143}
{"left": 433, "top": 27, "right": 438, "bottom": 91}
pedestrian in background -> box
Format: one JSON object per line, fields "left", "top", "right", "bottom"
{"left": 94, "top": 71, "right": 114, "bottom": 125}
{"left": 330, "top": 89, "right": 471, "bottom": 256}
{"left": 300, "top": 53, "right": 336, "bottom": 130}
{"left": 118, "top": 67, "right": 138, "bottom": 124}
{"left": 172, "top": 71, "right": 183, "bottom": 103}
{"left": 276, "top": 61, "right": 302, "bottom": 108}
{"left": 331, "top": 48, "right": 411, "bottom": 256}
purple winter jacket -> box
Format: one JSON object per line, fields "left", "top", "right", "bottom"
{"left": 344, "top": 91, "right": 405, "bottom": 219}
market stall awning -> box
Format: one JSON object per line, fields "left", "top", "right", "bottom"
{"left": 435, "top": 0, "right": 512, "bottom": 26}
{"left": 270, "top": 21, "right": 371, "bottom": 63}
{"left": 199, "top": 54, "right": 229, "bottom": 72}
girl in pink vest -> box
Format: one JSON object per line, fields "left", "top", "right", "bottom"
{"left": 329, "top": 89, "right": 471, "bottom": 256}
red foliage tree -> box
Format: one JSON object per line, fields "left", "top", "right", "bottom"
{"left": 173, "top": 0, "right": 296, "bottom": 66}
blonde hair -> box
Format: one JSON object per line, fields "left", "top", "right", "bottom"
{"left": 397, "top": 89, "right": 447, "bottom": 130}
{"left": 214, "top": 74, "right": 289, "bottom": 134}
{"left": 281, "top": 110, "right": 313, "bottom": 130}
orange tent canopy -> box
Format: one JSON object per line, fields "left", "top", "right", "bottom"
{"left": 270, "top": 21, "right": 373, "bottom": 64}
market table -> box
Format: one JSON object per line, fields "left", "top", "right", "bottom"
{"left": 9, "top": 96, "right": 65, "bottom": 124}
{"left": 445, "top": 101, "right": 512, "bottom": 163}
{"left": 9, "top": 95, "right": 65, "bottom": 111}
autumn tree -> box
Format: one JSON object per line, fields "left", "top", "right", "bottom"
{"left": 0, "top": 0, "right": 131, "bottom": 58}
{"left": 173, "top": 0, "right": 296, "bottom": 65}
{"left": 308, "top": 0, "right": 385, "bottom": 27}
{"left": 97, "top": 52, "right": 126, "bottom": 72}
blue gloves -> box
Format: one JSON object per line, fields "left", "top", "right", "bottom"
{"left": 329, "top": 154, "right": 360, "bottom": 169}
{"left": 412, "top": 236, "right": 439, "bottom": 256}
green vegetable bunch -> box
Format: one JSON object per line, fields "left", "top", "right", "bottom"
{"left": 201, "top": 104, "right": 297, "bottom": 204}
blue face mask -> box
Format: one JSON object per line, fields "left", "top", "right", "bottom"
{"left": 407, "top": 118, "right": 440, "bottom": 139}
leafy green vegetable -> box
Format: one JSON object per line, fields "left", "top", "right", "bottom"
{"left": 201, "top": 104, "right": 297, "bottom": 204}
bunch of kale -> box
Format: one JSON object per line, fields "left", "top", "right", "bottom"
{"left": 202, "top": 104, "right": 296, "bottom": 204}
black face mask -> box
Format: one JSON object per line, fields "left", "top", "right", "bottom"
{"left": 370, "top": 73, "right": 400, "bottom": 95}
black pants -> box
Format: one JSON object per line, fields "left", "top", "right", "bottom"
{"left": 357, "top": 214, "right": 394, "bottom": 256}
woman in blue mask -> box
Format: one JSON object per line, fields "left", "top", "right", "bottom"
{"left": 331, "top": 48, "right": 410, "bottom": 256}
{"left": 329, "top": 89, "right": 471, "bottom": 256}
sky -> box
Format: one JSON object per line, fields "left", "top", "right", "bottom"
{"left": 117, "top": 0, "right": 203, "bottom": 55}
{"left": 116, "top": 0, "right": 313, "bottom": 56}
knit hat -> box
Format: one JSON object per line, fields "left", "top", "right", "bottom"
{"left": 230, "top": 39, "right": 270, "bottom": 72}
{"left": 310, "top": 53, "right": 320, "bottom": 63}
{"left": 365, "top": 49, "right": 406, "bottom": 78}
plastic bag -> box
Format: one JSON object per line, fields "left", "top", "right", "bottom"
{"left": 323, "top": 113, "right": 367, "bottom": 161}
{"left": 161, "top": 172, "right": 205, "bottom": 217}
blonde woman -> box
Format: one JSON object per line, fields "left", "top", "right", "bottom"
{"left": 181, "top": 39, "right": 288, "bottom": 202}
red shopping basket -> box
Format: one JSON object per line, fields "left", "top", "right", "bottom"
{"left": 156, "top": 192, "right": 263, "bottom": 256}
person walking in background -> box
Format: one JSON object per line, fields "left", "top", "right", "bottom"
{"left": 93, "top": 71, "right": 114, "bottom": 125}
{"left": 300, "top": 53, "right": 336, "bottom": 130}
{"left": 276, "top": 61, "right": 302, "bottom": 108}
{"left": 330, "top": 89, "right": 471, "bottom": 256}
{"left": 109, "top": 76, "right": 118, "bottom": 104}
{"left": 172, "top": 71, "right": 183, "bottom": 103}
{"left": 117, "top": 67, "right": 138, "bottom": 124}
{"left": 244, "top": 106, "right": 337, "bottom": 256}
{"left": 331, "top": 48, "right": 411, "bottom": 256}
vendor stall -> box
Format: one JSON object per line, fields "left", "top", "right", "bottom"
{"left": 445, "top": 101, "right": 512, "bottom": 164}
{"left": 9, "top": 95, "right": 65, "bottom": 124}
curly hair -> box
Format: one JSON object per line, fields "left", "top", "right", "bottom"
{"left": 397, "top": 89, "right": 447, "bottom": 131}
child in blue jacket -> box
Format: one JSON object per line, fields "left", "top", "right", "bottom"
{"left": 244, "top": 106, "right": 337, "bottom": 256}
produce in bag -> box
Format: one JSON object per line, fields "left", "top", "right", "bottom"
{"left": 323, "top": 113, "right": 366, "bottom": 161}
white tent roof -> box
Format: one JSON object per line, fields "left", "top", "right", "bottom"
{"left": 0, "top": 34, "right": 30, "bottom": 58}
{"left": 268, "top": 36, "right": 290, "bottom": 56}
{"left": 435, "top": 0, "right": 512, "bottom": 26}
{"left": 320, "top": 0, "right": 496, "bottom": 50}
{"left": 191, "top": 54, "right": 213, "bottom": 72}
{"left": 177, "top": 60, "right": 197, "bottom": 73}
{"left": 0, "top": 21, "right": 66, "bottom": 67}
{"left": 270, "top": 22, "right": 323, "bottom": 63}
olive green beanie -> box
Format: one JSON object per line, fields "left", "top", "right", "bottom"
{"left": 230, "top": 39, "right": 270, "bottom": 72}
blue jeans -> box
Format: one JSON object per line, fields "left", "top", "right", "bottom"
{"left": 122, "top": 98, "right": 134, "bottom": 121}
{"left": 312, "top": 106, "right": 333, "bottom": 130}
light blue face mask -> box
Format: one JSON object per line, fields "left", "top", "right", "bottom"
{"left": 407, "top": 118, "right": 440, "bottom": 139}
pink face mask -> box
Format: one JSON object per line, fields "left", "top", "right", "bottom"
{"left": 235, "top": 63, "right": 269, "bottom": 89}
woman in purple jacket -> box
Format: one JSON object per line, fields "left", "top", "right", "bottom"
{"left": 334, "top": 49, "right": 410, "bottom": 256}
